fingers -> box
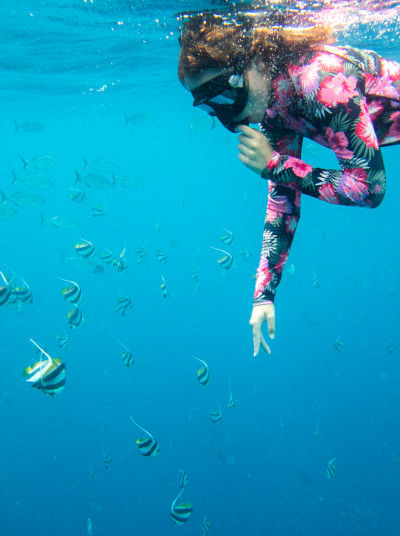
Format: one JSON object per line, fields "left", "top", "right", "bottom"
{"left": 260, "top": 332, "right": 271, "bottom": 355}
{"left": 238, "top": 143, "right": 255, "bottom": 158}
{"left": 266, "top": 311, "right": 275, "bottom": 339}
{"left": 252, "top": 322, "right": 261, "bottom": 357}
{"left": 235, "top": 125, "right": 259, "bottom": 137}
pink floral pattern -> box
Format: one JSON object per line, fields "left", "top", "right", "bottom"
{"left": 254, "top": 44, "right": 394, "bottom": 305}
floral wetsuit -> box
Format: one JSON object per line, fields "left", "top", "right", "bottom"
{"left": 254, "top": 44, "right": 400, "bottom": 305}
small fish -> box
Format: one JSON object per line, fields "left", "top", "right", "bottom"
{"left": 23, "top": 339, "right": 66, "bottom": 396}
{"left": 67, "top": 306, "right": 84, "bottom": 329}
{"left": 0, "top": 271, "right": 11, "bottom": 306}
{"left": 311, "top": 270, "right": 320, "bottom": 288}
{"left": 87, "top": 518, "right": 93, "bottom": 536}
{"left": 0, "top": 192, "right": 18, "bottom": 221}
{"left": 209, "top": 405, "right": 222, "bottom": 423}
{"left": 62, "top": 255, "right": 104, "bottom": 274}
{"left": 103, "top": 450, "right": 112, "bottom": 469}
{"left": 99, "top": 249, "right": 115, "bottom": 265}
{"left": 92, "top": 204, "right": 106, "bottom": 218}
{"left": 156, "top": 249, "right": 168, "bottom": 264}
{"left": 240, "top": 249, "right": 251, "bottom": 259}
{"left": 124, "top": 112, "right": 152, "bottom": 126}
{"left": 385, "top": 339, "right": 396, "bottom": 354}
{"left": 136, "top": 247, "right": 146, "bottom": 263}
{"left": 11, "top": 278, "right": 32, "bottom": 304}
{"left": 192, "top": 270, "right": 199, "bottom": 290}
{"left": 12, "top": 170, "right": 53, "bottom": 189}
{"left": 75, "top": 170, "right": 114, "bottom": 189}
{"left": 160, "top": 276, "right": 167, "bottom": 298}
{"left": 59, "top": 277, "right": 81, "bottom": 304}
{"left": 113, "top": 248, "right": 128, "bottom": 272}
{"left": 201, "top": 515, "right": 211, "bottom": 535}
{"left": 56, "top": 332, "right": 69, "bottom": 349}
{"left": 69, "top": 188, "right": 87, "bottom": 203}
{"left": 6, "top": 191, "right": 45, "bottom": 208}
{"left": 286, "top": 263, "right": 295, "bottom": 276}
{"left": 210, "top": 246, "right": 234, "bottom": 269}
{"left": 168, "top": 237, "right": 180, "bottom": 247}
{"left": 333, "top": 337, "right": 343, "bottom": 351}
{"left": 193, "top": 356, "right": 210, "bottom": 386}
{"left": 21, "top": 155, "right": 56, "bottom": 170}
{"left": 129, "top": 416, "right": 159, "bottom": 456}
{"left": 42, "top": 214, "right": 79, "bottom": 230}
{"left": 115, "top": 173, "right": 144, "bottom": 189}
{"left": 118, "top": 340, "right": 134, "bottom": 367}
{"left": 178, "top": 469, "right": 188, "bottom": 489}
{"left": 74, "top": 239, "right": 95, "bottom": 258}
{"left": 227, "top": 378, "right": 236, "bottom": 408}
{"left": 13, "top": 120, "right": 45, "bottom": 133}
{"left": 115, "top": 295, "right": 132, "bottom": 316}
{"left": 220, "top": 228, "right": 234, "bottom": 245}
{"left": 314, "top": 420, "right": 321, "bottom": 438}
{"left": 326, "top": 457, "right": 337, "bottom": 479}
{"left": 82, "top": 157, "right": 119, "bottom": 174}
{"left": 170, "top": 488, "right": 193, "bottom": 525}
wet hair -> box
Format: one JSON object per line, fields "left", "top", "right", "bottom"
{"left": 178, "top": 10, "right": 335, "bottom": 82}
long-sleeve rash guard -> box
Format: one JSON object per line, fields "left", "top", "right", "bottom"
{"left": 254, "top": 44, "right": 400, "bottom": 305}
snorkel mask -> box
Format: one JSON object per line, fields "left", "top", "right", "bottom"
{"left": 190, "top": 70, "right": 249, "bottom": 132}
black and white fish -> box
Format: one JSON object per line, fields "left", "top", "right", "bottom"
{"left": 156, "top": 249, "right": 168, "bottom": 264}
{"left": 23, "top": 339, "right": 66, "bottom": 396}
{"left": 209, "top": 405, "right": 222, "bottom": 423}
{"left": 201, "top": 515, "right": 211, "bottom": 535}
{"left": 193, "top": 356, "right": 210, "bottom": 386}
{"left": 67, "top": 306, "right": 84, "bottom": 329}
{"left": 220, "top": 228, "right": 234, "bottom": 245}
{"left": 118, "top": 340, "right": 134, "bottom": 367}
{"left": 74, "top": 238, "right": 95, "bottom": 258}
{"left": 56, "top": 331, "right": 69, "bottom": 349}
{"left": 59, "top": 277, "right": 81, "bottom": 304}
{"left": 136, "top": 247, "right": 146, "bottom": 263}
{"left": 115, "top": 295, "right": 132, "bottom": 316}
{"left": 0, "top": 271, "right": 11, "bottom": 306}
{"left": 192, "top": 270, "right": 199, "bottom": 290}
{"left": 178, "top": 469, "right": 188, "bottom": 489}
{"left": 170, "top": 488, "right": 193, "bottom": 525}
{"left": 129, "top": 416, "right": 159, "bottom": 456}
{"left": 326, "top": 458, "right": 337, "bottom": 479}
{"left": 99, "top": 249, "right": 115, "bottom": 265}
{"left": 210, "top": 246, "right": 234, "bottom": 269}
{"left": 103, "top": 450, "right": 112, "bottom": 469}
{"left": 113, "top": 247, "right": 128, "bottom": 272}
{"left": 69, "top": 188, "right": 87, "bottom": 203}
{"left": 160, "top": 276, "right": 167, "bottom": 298}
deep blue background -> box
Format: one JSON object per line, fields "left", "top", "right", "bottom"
{"left": 0, "top": 1, "right": 399, "bottom": 535}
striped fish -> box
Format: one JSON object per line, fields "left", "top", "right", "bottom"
{"left": 115, "top": 295, "right": 132, "bottom": 316}
{"left": 23, "top": 339, "right": 66, "bottom": 396}
{"left": 11, "top": 279, "right": 32, "bottom": 303}
{"left": 178, "top": 469, "right": 188, "bottom": 489}
{"left": 209, "top": 405, "right": 223, "bottom": 423}
{"left": 67, "top": 306, "right": 84, "bottom": 329}
{"left": 92, "top": 204, "right": 106, "bottom": 218}
{"left": 129, "top": 416, "right": 159, "bottom": 457}
{"left": 113, "top": 247, "right": 128, "bottom": 272}
{"left": 192, "top": 270, "right": 199, "bottom": 290}
{"left": 99, "top": 249, "right": 115, "bottom": 265}
{"left": 326, "top": 457, "right": 337, "bottom": 479}
{"left": 193, "top": 356, "right": 210, "bottom": 386}
{"left": 69, "top": 188, "right": 87, "bottom": 203}
{"left": 0, "top": 270, "right": 10, "bottom": 306}
{"left": 56, "top": 331, "right": 69, "bottom": 348}
{"left": 156, "top": 249, "right": 168, "bottom": 264}
{"left": 59, "top": 277, "right": 81, "bottom": 304}
{"left": 160, "top": 276, "right": 167, "bottom": 298}
{"left": 220, "top": 228, "right": 234, "bottom": 245}
{"left": 118, "top": 340, "right": 134, "bottom": 367}
{"left": 201, "top": 515, "right": 211, "bottom": 535}
{"left": 74, "top": 238, "right": 95, "bottom": 258}
{"left": 210, "top": 246, "right": 234, "bottom": 269}
{"left": 103, "top": 450, "right": 112, "bottom": 469}
{"left": 170, "top": 488, "right": 193, "bottom": 525}
{"left": 136, "top": 247, "right": 146, "bottom": 263}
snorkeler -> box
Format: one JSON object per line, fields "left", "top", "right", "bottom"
{"left": 178, "top": 9, "right": 399, "bottom": 356}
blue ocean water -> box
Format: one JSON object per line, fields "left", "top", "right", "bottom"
{"left": 0, "top": 1, "right": 399, "bottom": 535}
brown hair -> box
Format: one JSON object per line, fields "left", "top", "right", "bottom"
{"left": 178, "top": 11, "right": 335, "bottom": 81}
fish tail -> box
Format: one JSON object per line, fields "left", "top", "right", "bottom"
{"left": 74, "top": 169, "right": 82, "bottom": 184}
{"left": 20, "top": 156, "right": 28, "bottom": 169}
{"left": 11, "top": 170, "right": 18, "bottom": 185}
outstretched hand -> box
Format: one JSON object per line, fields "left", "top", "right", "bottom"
{"left": 235, "top": 125, "right": 274, "bottom": 175}
{"left": 249, "top": 303, "right": 275, "bottom": 356}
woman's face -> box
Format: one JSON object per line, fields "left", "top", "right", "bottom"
{"left": 184, "top": 61, "right": 271, "bottom": 125}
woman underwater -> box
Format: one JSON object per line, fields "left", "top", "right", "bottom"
{"left": 178, "top": 9, "right": 400, "bottom": 356}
